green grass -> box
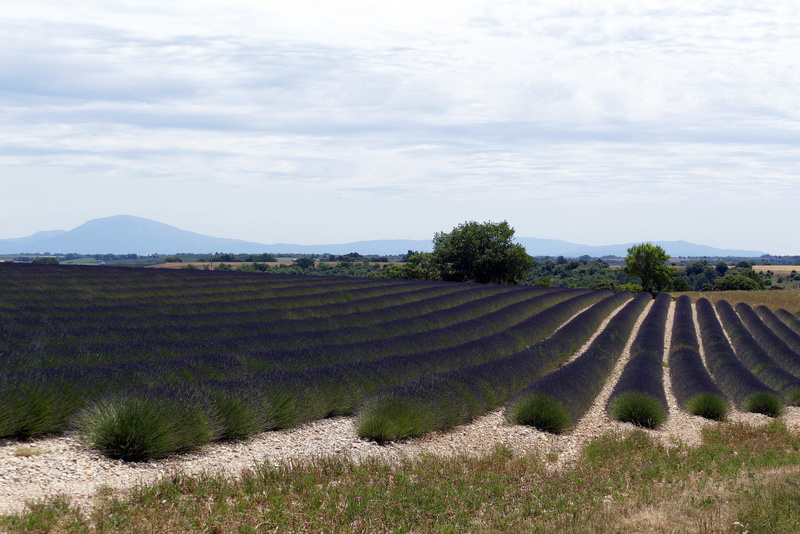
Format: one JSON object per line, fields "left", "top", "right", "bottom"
{"left": 607, "top": 391, "right": 667, "bottom": 428}
{"left": 75, "top": 397, "right": 214, "bottom": 461}
{"left": 736, "top": 472, "right": 800, "bottom": 533}
{"left": 5, "top": 421, "right": 800, "bottom": 533}
{"left": 355, "top": 396, "right": 429, "bottom": 442}
{"left": 685, "top": 392, "right": 729, "bottom": 421}
{"left": 742, "top": 391, "right": 784, "bottom": 417}
{"left": 506, "top": 393, "right": 572, "bottom": 434}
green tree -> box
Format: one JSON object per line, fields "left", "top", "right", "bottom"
{"left": 293, "top": 257, "right": 316, "bottom": 270}
{"left": 623, "top": 243, "right": 673, "bottom": 294}
{"left": 431, "top": 221, "right": 533, "bottom": 284}
{"left": 382, "top": 252, "right": 437, "bottom": 280}
{"left": 31, "top": 257, "right": 59, "bottom": 264}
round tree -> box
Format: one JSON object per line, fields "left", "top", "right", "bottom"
{"left": 431, "top": 220, "right": 533, "bottom": 284}
{"left": 623, "top": 243, "right": 672, "bottom": 294}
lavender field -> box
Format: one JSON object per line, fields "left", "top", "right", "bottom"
{"left": 2, "top": 263, "right": 800, "bottom": 461}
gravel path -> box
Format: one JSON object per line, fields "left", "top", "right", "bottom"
{"left": 2, "top": 300, "right": 797, "bottom": 516}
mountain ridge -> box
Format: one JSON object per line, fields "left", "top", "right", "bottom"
{"left": 0, "top": 215, "right": 769, "bottom": 258}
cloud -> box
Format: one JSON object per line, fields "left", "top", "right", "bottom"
{"left": 2, "top": 1, "right": 800, "bottom": 253}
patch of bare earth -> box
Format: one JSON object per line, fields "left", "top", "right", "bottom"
{"left": 2, "top": 299, "right": 799, "bottom": 516}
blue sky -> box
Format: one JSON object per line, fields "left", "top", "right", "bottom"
{"left": 2, "top": 1, "right": 799, "bottom": 254}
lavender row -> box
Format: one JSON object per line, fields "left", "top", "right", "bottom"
{"left": 605, "top": 293, "right": 672, "bottom": 428}
{"left": 696, "top": 298, "right": 782, "bottom": 416}
{"left": 715, "top": 300, "right": 800, "bottom": 404}
{"left": 775, "top": 309, "right": 800, "bottom": 337}
{"left": 755, "top": 306, "right": 800, "bottom": 359}
{"left": 2, "top": 283, "right": 533, "bottom": 372}
{"left": 667, "top": 296, "right": 728, "bottom": 420}
{"left": 75, "top": 291, "right": 612, "bottom": 457}
{"left": 353, "top": 291, "right": 630, "bottom": 441}
{"left": 736, "top": 303, "right": 800, "bottom": 379}
{"left": 504, "top": 292, "right": 651, "bottom": 433}
{"left": 0, "top": 285, "right": 583, "bottom": 438}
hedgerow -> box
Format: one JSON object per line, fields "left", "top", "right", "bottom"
{"left": 606, "top": 293, "right": 672, "bottom": 428}
{"left": 696, "top": 298, "right": 782, "bottom": 416}
{"left": 506, "top": 292, "right": 651, "bottom": 433}
{"left": 715, "top": 300, "right": 800, "bottom": 405}
{"left": 667, "top": 295, "right": 728, "bottom": 420}
{"left": 355, "top": 291, "right": 629, "bottom": 441}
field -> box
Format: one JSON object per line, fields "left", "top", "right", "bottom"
{"left": 3, "top": 263, "right": 800, "bottom": 532}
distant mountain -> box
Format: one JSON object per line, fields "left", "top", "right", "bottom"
{"left": 0, "top": 215, "right": 768, "bottom": 257}
{"left": 0, "top": 216, "right": 271, "bottom": 255}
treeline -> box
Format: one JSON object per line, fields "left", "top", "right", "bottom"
{"left": 523, "top": 257, "right": 779, "bottom": 292}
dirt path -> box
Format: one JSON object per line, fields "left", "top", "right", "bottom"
{"left": 2, "top": 300, "right": 798, "bottom": 516}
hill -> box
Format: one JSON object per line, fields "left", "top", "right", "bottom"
{"left": 0, "top": 215, "right": 769, "bottom": 257}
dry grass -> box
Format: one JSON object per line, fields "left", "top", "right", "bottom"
{"left": 4, "top": 422, "right": 800, "bottom": 533}
{"left": 673, "top": 290, "right": 800, "bottom": 313}
{"left": 754, "top": 265, "right": 800, "bottom": 276}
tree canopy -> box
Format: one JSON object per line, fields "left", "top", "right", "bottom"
{"left": 623, "top": 243, "right": 673, "bottom": 293}
{"left": 430, "top": 220, "right": 533, "bottom": 284}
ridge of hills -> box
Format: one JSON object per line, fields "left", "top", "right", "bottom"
{"left": 0, "top": 215, "right": 768, "bottom": 258}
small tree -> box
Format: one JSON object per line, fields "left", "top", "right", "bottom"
{"left": 623, "top": 243, "right": 672, "bottom": 294}
{"left": 294, "top": 257, "right": 316, "bottom": 270}
{"left": 431, "top": 221, "right": 533, "bottom": 284}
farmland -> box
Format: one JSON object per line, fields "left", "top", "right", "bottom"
{"left": 3, "top": 263, "right": 800, "bottom": 531}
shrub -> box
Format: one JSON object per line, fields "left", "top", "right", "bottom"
{"left": 607, "top": 391, "right": 667, "bottom": 428}
{"left": 505, "top": 394, "right": 572, "bottom": 434}
{"left": 684, "top": 392, "right": 728, "bottom": 420}
{"left": 742, "top": 391, "right": 784, "bottom": 417}
{"left": 76, "top": 396, "right": 214, "bottom": 461}
{"left": 355, "top": 395, "right": 429, "bottom": 442}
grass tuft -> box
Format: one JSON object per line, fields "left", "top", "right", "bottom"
{"left": 209, "top": 391, "right": 269, "bottom": 441}
{"left": 506, "top": 394, "right": 572, "bottom": 434}
{"left": 75, "top": 397, "right": 213, "bottom": 461}
{"left": 742, "top": 391, "right": 784, "bottom": 417}
{"left": 608, "top": 391, "right": 667, "bottom": 428}
{"left": 355, "top": 397, "right": 427, "bottom": 442}
{"left": 685, "top": 392, "right": 729, "bottom": 421}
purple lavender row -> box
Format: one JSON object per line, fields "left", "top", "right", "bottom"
{"left": 696, "top": 298, "right": 781, "bottom": 416}
{"left": 75, "top": 291, "right": 609, "bottom": 458}
{"left": 604, "top": 293, "right": 672, "bottom": 428}
{"left": 668, "top": 295, "right": 728, "bottom": 420}
{"left": 504, "top": 292, "right": 651, "bottom": 433}
{"left": 755, "top": 306, "right": 800, "bottom": 359}
{"left": 354, "top": 291, "right": 630, "bottom": 441}
{"left": 715, "top": 300, "right": 800, "bottom": 404}
{"left": 736, "top": 303, "right": 800, "bottom": 379}
{"left": 775, "top": 309, "right": 800, "bottom": 337}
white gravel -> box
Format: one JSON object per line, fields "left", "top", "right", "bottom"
{"left": 2, "top": 299, "right": 798, "bottom": 516}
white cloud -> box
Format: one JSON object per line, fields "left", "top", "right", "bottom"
{"left": 2, "top": 0, "right": 800, "bottom": 253}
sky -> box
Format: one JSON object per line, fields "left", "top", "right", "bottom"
{"left": 2, "top": 1, "right": 799, "bottom": 254}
